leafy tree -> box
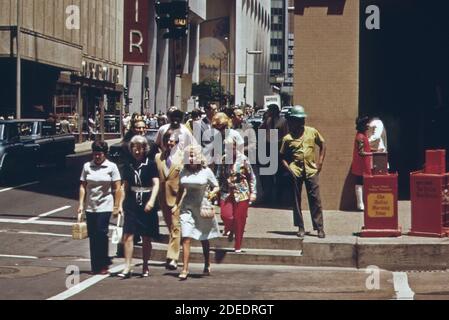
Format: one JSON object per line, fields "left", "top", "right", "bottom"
{"left": 192, "top": 80, "right": 226, "bottom": 106}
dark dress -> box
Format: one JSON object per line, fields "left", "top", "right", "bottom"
{"left": 122, "top": 157, "right": 160, "bottom": 238}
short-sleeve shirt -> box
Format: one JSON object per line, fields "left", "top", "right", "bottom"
{"left": 280, "top": 126, "right": 325, "bottom": 178}
{"left": 155, "top": 124, "right": 196, "bottom": 151}
{"left": 122, "top": 158, "right": 159, "bottom": 208}
{"left": 80, "top": 159, "right": 121, "bottom": 212}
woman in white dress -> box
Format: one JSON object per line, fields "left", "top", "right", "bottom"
{"left": 172, "top": 146, "right": 220, "bottom": 280}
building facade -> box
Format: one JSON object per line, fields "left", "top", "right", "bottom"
{"left": 126, "top": 0, "right": 206, "bottom": 115}
{"left": 293, "top": 0, "right": 449, "bottom": 209}
{"left": 0, "top": 0, "right": 124, "bottom": 139}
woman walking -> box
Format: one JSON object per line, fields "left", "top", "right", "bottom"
{"left": 352, "top": 116, "right": 373, "bottom": 211}
{"left": 218, "top": 137, "right": 257, "bottom": 253}
{"left": 173, "top": 145, "right": 220, "bottom": 280}
{"left": 119, "top": 135, "right": 160, "bottom": 278}
{"left": 78, "top": 141, "right": 122, "bottom": 275}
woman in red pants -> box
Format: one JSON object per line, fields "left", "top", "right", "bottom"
{"left": 218, "top": 136, "right": 257, "bottom": 253}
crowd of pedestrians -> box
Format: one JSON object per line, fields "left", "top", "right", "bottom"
{"left": 77, "top": 103, "right": 387, "bottom": 280}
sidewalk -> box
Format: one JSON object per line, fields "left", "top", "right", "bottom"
{"left": 138, "top": 201, "right": 449, "bottom": 271}
{"left": 74, "top": 138, "right": 122, "bottom": 154}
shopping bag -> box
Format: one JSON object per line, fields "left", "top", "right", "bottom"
{"left": 72, "top": 213, "right": 88, "bottom": 240}
{"left": 111, "top": 214, "right": 123, "bottom": 245}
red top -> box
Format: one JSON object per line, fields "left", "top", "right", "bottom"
{"left": 352, "top": 133, "right": 372, "bottom": 176}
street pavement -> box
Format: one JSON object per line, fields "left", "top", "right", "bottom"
{"left": 0, "top": 141, "right": 448, "bottom": 301}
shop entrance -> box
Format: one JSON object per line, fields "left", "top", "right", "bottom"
{"left": 360, "top": 0, "right": 449, "bottom": 198}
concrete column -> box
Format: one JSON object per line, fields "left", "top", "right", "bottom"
{"left": 128, "top": 65, "right": 143, "bottom": 115}
{"left": 190, "top": 23, "right": 200, "bottom": 84}
{"left": 293, "top": 0, "right": 360, "bottom": 210}
{"left": 155, "top": 33, "right": 170, "bottom": 113}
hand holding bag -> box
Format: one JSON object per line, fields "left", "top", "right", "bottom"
{"left": 200, "top": 197, "right": 216, "bottom": 219}
{"left": 111, "top": 214, "right": 123, "bottom": 245}
{"left": 72, "top": 213, "right": 88, "bottom": 240}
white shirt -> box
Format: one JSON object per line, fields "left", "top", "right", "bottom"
{"left": 80, "top": 160, "right": 121, "bottom": 213}
{"left": 368, "top": 119, "right": 387, "bottom": 152}
{"left": 155, "top": 124, "right": 196, "bottom": 151}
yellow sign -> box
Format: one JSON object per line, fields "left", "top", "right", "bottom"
{"left": 174, "top": 19, "right": 187, "bottom": 27}
{"left": 367, "top": 193, "right": 394, "bottom": 218}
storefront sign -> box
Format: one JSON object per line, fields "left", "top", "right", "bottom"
{"left": 124, "top": 0, "right": 149, "bottom": 65}
{"left": 81, "top": 61, "right": 120, "bottom": 84}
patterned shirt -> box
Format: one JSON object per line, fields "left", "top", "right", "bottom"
{"left": 218, "top": 153, "right": 257, "bottom": 203}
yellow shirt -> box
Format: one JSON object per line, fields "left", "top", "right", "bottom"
{"left": 280, "top": 127, "right": 325, "bottom": 178}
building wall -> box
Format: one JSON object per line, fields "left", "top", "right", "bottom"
{"left": 235, "top": 0, "right": 271, "bottom": 108}
{"left": 293, "top": 0, "right": 359, "bottom": 210}
{"left": 0, "top": 0, "right": 123, "bottom": 75}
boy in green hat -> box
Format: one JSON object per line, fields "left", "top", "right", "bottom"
{"left": 280, "top": 105, "right": 327, "bottom": 239}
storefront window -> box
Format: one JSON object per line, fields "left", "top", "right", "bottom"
{"left": 54, "top": 84, "right": 79, "bottom": 132}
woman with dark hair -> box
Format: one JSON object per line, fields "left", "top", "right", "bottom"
{"left": 352, "top": 116, "right": 373, "bottom": 211}
{"left": 78, "top": 141, "right": 122, "bottom": 275}
{"left": 119, "top": 135, "right": 160, "bottom": 278}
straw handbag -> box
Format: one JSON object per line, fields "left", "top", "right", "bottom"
{"left": 72, "top": 213, "right": 88, "bottom": 240}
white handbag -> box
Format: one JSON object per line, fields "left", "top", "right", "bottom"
{"left": 111, "top": 215, "right": 123, "bottom": 245}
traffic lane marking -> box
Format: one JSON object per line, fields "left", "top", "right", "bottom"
{"left": 0, "top": 230, "right": 72, "bottom": 238}
{"left": 27, "top": 206, "right": 72, "bottom": 222}
{"left": 392, "top": 272, "right": 415, "bottom": 300}
{"left": 0, "top": 181, "right": 40, "bottom": 193}
{"left": 0, "top": 254, "right": 38, "bottom": 260}
{"left": 47, "top": 264, "right": 126, "bottom": 301}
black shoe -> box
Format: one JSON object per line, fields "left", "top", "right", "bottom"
{"left": 318, "top": 230, "right": 326, "bottom": 239}
{"left": 166, "top": 260, "right": 178, "bottom": 271}
{"left": 297, "top": 228, "right": 306, "bottom": 238}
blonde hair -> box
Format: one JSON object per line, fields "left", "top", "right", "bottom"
{"left": 212, "top": 113, "right": 232, "bottom": 129}
{"left": 183, "top": 145, "right": 208, "bottom": 169}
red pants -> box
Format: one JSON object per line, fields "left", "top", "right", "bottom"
{"left": 220, "top": 198, "right": 250, "bottom": 251}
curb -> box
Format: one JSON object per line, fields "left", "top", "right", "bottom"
{"left": 130, "top": 235, "right": 449, "bottom": 271}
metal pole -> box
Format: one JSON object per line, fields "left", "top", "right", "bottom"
{"left": 227, "top": 51, "right": 231, "bottom": 108}
{"left": 245, "top": 49, "right": 248, "bottom": 107}
{"left": 16, "top": 0, "right": 21, "bottom": 119}
{"left": 219, "top": 58, "right": 222, "bottom": 108}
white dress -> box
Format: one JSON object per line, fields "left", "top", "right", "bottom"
{"left": 180, "top": 167, "right": 221, "bottom": 241}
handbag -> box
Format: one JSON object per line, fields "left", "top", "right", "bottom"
{"left": 200, "top": 197, "right": 216, "bottom": 219}
{"left": 111, "top": 215, "right": 123, "bottom": 245}
{"left": 72, "top": 213, "right": 88, "bottom": 240}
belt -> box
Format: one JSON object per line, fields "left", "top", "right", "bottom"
{"left": 130, "top": 186, "right": 153, "bottom": 193}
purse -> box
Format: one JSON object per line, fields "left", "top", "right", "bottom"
{"left": 72, "top": 213, "right": 88, "bottom": 240}
{"left": 111, "top": 215, "right": 123, "bottom": 245}
{"left": 200, "top": 197, "right": 216, "bottom": 219}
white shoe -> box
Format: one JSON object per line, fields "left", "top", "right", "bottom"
{"left": 355, "top": 185, "right": 364, "bottom": 211}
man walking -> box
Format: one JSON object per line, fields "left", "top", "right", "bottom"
{"left": 280, "top": 106, "right": 327, "bottom": 239}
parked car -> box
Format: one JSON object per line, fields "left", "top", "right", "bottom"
{"left": 108, "top": 129, "right": 159, "bottom": 165}
{"left": 280, "top": 106, "right": 293, "bottom": 118}
{"left": 247, "top": 116, "right": 264, "bottom": 131}
{"left": 0, "top": 119, "right": 75, "bottom": 180}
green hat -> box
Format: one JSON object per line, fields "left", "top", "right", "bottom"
{"left": 287, "top": 105, "right": 308, "bottom": 119}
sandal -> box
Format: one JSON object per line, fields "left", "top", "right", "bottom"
{"left": 178, "top": 270, "right": 189, "bottom": 280}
